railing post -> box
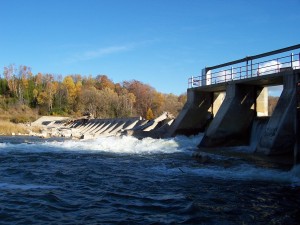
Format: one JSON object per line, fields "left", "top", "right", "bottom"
{"left": 240, "top": 67, "right": 242, "bottom": 79}
{"left": 202, "top": 68, "right": 211, "bottom": 86}
{"left": 246, "top": 60, "right": 248, "bottom": 78}
{"left": 207, "top": 69, "right": 211, "bottom": 85}
{"left": 291, "top": 52, "right": 294, "bottom": 68}
{"left": 250, "top": 59, "right": 253, "bottom": 77}
{"left": 231, "top": 67, "right": 233, "bottom": 80}
{"left": 201, "top": 68, "right": 206, "bottom": 86}
{"left": 191, "top": 76, "right": 194, "bottom": 88}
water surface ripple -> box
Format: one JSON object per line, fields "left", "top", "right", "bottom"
{"left": 0, "top": 136, "right": 299, "bottom": 224}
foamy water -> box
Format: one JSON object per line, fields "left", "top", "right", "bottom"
{"left": 1, "top": 135, "right": 300, "bottom": 224}
{"left": 0, "top": 135, "right": 200, "bottom": 154}
{"left": 1, "top": 134, "right": 299, "bottom": 186}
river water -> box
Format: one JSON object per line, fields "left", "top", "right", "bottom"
{"left": 0, "top": 135, "right": 299, "bottom": 224}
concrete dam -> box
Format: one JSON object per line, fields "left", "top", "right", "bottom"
{"left": 36, "top": 44, "right": 300, "bottom": 166}
{"left": 167, "top": 44, "right": 300, "bottom": 165}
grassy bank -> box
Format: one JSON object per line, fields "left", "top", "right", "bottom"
{"left": 0, "top": 120, "right": 29, "bottom": 135}
{"left": 0, "top": 119, "right": 42, "bottom": 136}
{"left": 0, "top": 103, "right": 42, "bottom": 135}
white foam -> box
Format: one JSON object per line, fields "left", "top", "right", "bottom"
{"left": 155, "top": 164, "right": 300, "bottom": 186}
{"left": 43, "top": 135, "right": 202, "bottom": 154}
{"left": 0, "top": 134, "right": 202, "bottom": 155}
{"left": 0, "top": 143, "right": 7, "bottom": 148}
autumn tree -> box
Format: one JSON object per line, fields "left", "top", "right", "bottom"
{"left": 114, "top": 83, "right": 123, "bottom": 95}
{"left": 113, "top": 85, "right": 136, "bottom": 117}
{"left": 161, "top": 93, "right": 185, "bottom": 116}
{"left": 3, "top": 64, "right": 33, "bottom": 104}
{"left": 123, "top": 80, "right": 155, "bottom": 118}
{"left": 146, "top": 108, "right": 154, "bottom": 120}
{"left": 18, "top": 65, "right": 33, "bottom": 103}
{"left": 79, "top": 87, "right": 100, "bottom": 117}
{"left": 71, "top": 74, "right": 82, "bottom": 83}
{"left": 3, "top": 64, "right": 18, "bottom": 97}
{"left": 151, "top": 92, "right": 164, "bottom": 116}
{"left": 178, "top": 93, "right": 187, "bottom": 104}
{"left": 0, "top": 78, "right": 9, "bottom": 95}
{"left": 1, "top": 64, "right": 185, "bottom": 118}
{"left": 63, "top": 76, "right": 77, "bottom": 111}
{"left": 95, "top": 75, "right": 115, "bottom": 90}
{"left": 35, "top": 74, "right": 57, "bottom": 113}
{"left": 97, "top": 87, "right": 119, "bottom": 118}
{"left": 82, "top": 75, "right": 95, "bottom": 88}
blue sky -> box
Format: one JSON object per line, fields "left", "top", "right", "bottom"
{"left": 0, "top": 0, "right": 299, "bottom": 95}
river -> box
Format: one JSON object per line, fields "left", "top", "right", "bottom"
{"left": 0, "top": 135, "right": 299, "bottom": 224}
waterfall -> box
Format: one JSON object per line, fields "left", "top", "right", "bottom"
{"left": 249, "top": 117, "right": 269, "bottom": 151}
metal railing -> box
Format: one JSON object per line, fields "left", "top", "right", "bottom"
{"left": 188, "top": 44, "right": 300, "bottom": 88}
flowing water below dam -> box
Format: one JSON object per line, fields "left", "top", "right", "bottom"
{"left": 0, "top": 134, "right": 300, "bottom": 224}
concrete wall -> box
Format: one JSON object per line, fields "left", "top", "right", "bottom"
{"left": 199, "top": 84, "right": 260, "bottom": 147}
{"left": 212, "top": 92, "right": 225, "bottom": 116}
{"left": 295, "top": 79, "right": 300, "bottom": 164}
{"left": 256, "top": 72, "right": 298, "bottom": 155}
{"left": 256, "top": 87, "right": 268, "bottom": 116}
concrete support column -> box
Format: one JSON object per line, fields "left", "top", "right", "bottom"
{"left": 202, "top": 68, "right": 211, "bottom": 86}
{"left": 295, "top": 101, "right": 300, "bottom": 164}
{"left": 165, "top": 88, "right": 213, "bottom": 137}
{"left": 199, "top": 83, "right": 259, "bottom": 147}
{"left": 257, "top": 72, "right": 297, "bottom": 155}
{"left": 212, "top": 92, "right": 226, "bottom": 116}
{"left": 256, "top": 87, "right": 268, "bottom": 116}
{"left": 295, "top": 72, "right": 300, "bottom": 164}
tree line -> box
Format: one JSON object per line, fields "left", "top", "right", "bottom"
{"left": 0, "top": 64, "right": 187, "bottom": 120}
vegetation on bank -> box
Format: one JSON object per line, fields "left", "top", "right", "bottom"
{"left": 0, "top": 120, "right": 28, "bottom": 135}
{"left": 0, "top": 64, "right": 187, "bottom": 121}
{"left": 0, "top": 104, "right": 40, "bottom": 135}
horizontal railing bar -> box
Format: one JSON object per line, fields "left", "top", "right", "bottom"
{"left": 210, "top": 58, "right": 292, "bottom": 76}
{"left": 206, "top": 44, "right": 300, "bottom": 71}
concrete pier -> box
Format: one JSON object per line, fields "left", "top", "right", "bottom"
{"left": 257, "top": 71, "right": 299, "bottom": 155}
{"left": 199, "top": 84, "right": 259, "bottom": 147}
{"left": 166, "top": 89, "right": 214, "bottom": 137}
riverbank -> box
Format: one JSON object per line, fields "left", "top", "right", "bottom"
{"left": 0, "top": 116, "right": 68, "bottom": 137}
{"left": 0, "top": 120, "right": 41, "bottom": 136}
